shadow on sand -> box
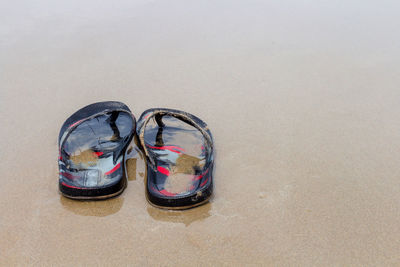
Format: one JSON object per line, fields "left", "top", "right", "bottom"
{"left": 147, "top": 202, "right": 212, "bottom": 226}
{"left": 60, "top": 195, "right": 124, "bottom": 217}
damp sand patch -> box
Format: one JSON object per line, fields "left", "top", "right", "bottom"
{"left": 70, "top": 149, "right": 99, "bottom": 167}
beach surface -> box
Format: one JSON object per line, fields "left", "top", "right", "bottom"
{"left": 1, "top": 0, "right": 400, "bottom": 265}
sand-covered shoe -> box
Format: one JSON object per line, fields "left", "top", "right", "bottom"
{"left": 58, "top": 101, "right": 136, "bottom": 199}
{"left": 137, "top": 108, "right": 214, "bottom": 209}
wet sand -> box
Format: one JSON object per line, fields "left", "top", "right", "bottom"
{"left": 1, "top": 0, "right": 400, "bottom": 265}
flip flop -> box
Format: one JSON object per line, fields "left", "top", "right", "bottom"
{"left": 58, "top": 101, "right": 136, "bottom": 199}
{"left": 137, "top": 108, "right": 214, "bottom": 209}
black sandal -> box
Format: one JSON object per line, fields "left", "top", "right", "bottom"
{"left": 58, "top": 101, "right": 136, "bottom": 199}
{"left": 137, "top": 108, "right": 214, "bottom": 209}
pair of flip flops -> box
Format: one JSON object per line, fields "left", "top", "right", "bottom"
{"left": 58, "top": 101, "right": 214, "bottom": 209}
